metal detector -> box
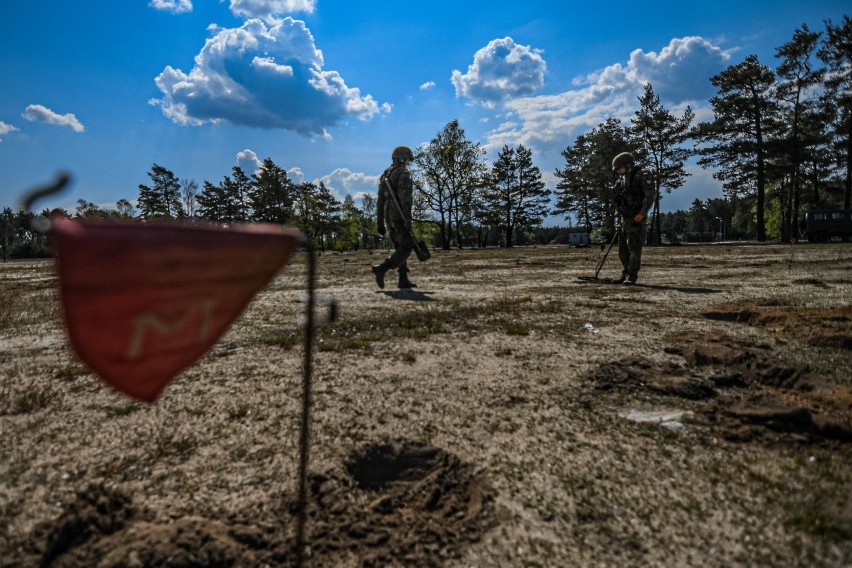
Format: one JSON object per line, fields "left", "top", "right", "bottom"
{"left": 577, "top": 227, "right": 619, "bottom": 282}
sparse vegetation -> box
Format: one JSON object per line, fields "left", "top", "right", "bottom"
{"left": 786, "top": 508, "right": 852, "bottom": 540}
{"left": 1, "top": 244, "right": 851, "bottom": 567}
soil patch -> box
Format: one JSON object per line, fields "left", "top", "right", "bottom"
{"left": 664, "top": 333, "right": 817, "bottom": 390}
{"left": 4, "top": 246, "right": 852, "bottom": 567}
{"left": 585, "top": 333, "right": 852, "bottom": 443}
{"left": 588, "top": 355, "right": 717, "bottom": 400}
{"left": 14, "top": 442, "right": 496, "bottom": 567}
{"left": 702, "top": 302, "right": 852, "bottom": 350}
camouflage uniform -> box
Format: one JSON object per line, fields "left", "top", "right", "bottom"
{"left": 373, "top": 147, "right": 415, "bottom": 289}
{"left": 613, "top": 163, "right": 655, "bottom": 283}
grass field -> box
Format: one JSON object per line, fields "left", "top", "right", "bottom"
{"left": 1, "top": 242, "right": 851, "bottom": 567}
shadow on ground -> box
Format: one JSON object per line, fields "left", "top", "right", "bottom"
{"left": 574, "top": 276, "right": 720, "bottom": 294}
{"left": 378, "top": 289, "right": 436, "bottom": 302}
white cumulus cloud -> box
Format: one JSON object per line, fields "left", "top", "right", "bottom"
{"left": 151, "top": 18, "right": 388, "bottom": 138}
{"left": 149, "top": 0, "right": 192, "bottom": 14}
{"left": 236, "top": 149, "right": 263, "bottom": 174}
{"left": 230, "top": 0, "right": 316, "bottom": 23}
{"left": 316, "top": 167, "right": 379, "bottom": 201}
{"left": 288, "top": 166, "right": 305, "bottom": 184}
{"left": 22, "top": 104, "right": 85, "bottom": 132}
{"left": 486, "top": 36, "right": 731, "bottom": 152}
{"left": 420, "top": 81, "right": 436, "bottom": 91}
{"left": 452, "top": 37, "right": 547, "bottom": 108}
{"left": 0, "top": 120, "right": 20, "bottom": 142}
{"left": 593, "top": 36, "right": 733, "bottom": 103}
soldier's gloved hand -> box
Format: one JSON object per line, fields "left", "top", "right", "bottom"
{"left": 377, "top": 222, "right": 385, "bottom": 236}
{"left": 633, "top": 213, "right": 645, "bottom": 224}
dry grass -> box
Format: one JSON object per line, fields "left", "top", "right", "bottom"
{"left": 1, "top": 243, "right": 851, "bottom": 567}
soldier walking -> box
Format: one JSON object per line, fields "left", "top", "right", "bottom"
{"left": 372, "top": 146, "right": 417, "bottom": 289}
{"left": 611, "top": 152, "right": 654, "bottom": 285}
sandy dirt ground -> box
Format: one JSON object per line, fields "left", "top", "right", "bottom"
{"left": 1, "top": 241, "right": 851, "bottom": 567}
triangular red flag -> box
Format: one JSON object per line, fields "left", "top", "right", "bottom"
{"left": 50, "top": 217, "right": 301, "bottom": 402}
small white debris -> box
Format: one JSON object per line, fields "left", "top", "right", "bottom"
{"left": 660, "top": 421, "right": 686, "bottom": 433}
{"left": 583, "top": 323, "right": 600, "bottom": 334}
{"left": 621, "top": 409, "right": 692, "bottom": 432}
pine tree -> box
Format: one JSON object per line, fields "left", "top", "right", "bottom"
{"left": 631, "top": 83, "right": 694, "bottom": 244}
{"left": 775, "top": 23, "right": 825, "bottom": 238}
{"left": 138, "top": 163, "right": 183, "bottom": 219}
{"left": 818, "top": 15, "right": 852, "bottom": 208}
{"left": 225, "top": 166, "right": 252, "bottom": 222}
{"left": 196, "top": 180, "right": 227, "bottom": 221}
{"left": 482, "top": 144, "right": 550, "bottom": 247}
{"left": 554, "top": 134, "right": 598, "bottom": 229}
{"left": 554, "top": 118, "right": 634, "bottom": 236}
{"left": 249, "top": 158, "right": 294, "bottom": 223}
{"left": 313, "top": 182, "right": 341, "bottom": 251}
{"left": 694, "top": 55, "right": 781, "bottom": 241}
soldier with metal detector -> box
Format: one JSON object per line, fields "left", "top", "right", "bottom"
{"left": 611, "top": 151, "right": 655, "bottom": 285}
{"left": 372, "top": 146, "right": 426, "bottom": 289}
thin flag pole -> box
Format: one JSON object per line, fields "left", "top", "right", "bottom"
{"left": 21, "top": 173, "right": 320, "bottom": 564}
{"left": 295, "top": 235, "right": 317, "bottom": 566}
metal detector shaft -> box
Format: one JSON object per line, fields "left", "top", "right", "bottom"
{"left": 594, "top": 229, "right": 619, "bottom": 279}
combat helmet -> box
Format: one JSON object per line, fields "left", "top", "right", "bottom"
{"left": 612, "top": 151, "right": 634, "bottom": 171}
{"left": 392, "top": 146, "right": 415, "bottom": 163}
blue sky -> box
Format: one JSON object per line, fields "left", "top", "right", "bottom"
{"left": 1, "top": 1, "right": 849, "bottom": 223}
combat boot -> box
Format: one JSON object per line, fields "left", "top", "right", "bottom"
{"left": 372, "top": 262, "right": 391, "bottom": 289}
{"left": 398, "top": 273, "right": 417, "bottom": 289}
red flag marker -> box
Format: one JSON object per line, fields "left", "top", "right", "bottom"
{"left": 50, "top": 217, "right": 301, "bottom": 402}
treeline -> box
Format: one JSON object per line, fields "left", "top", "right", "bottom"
{"left": 556, "top": 16, "right": 852, "bottom": 243}
{"left": 122, "top": 120, "right": 556, "bottom": 252}
{"left": 1, "top": 120, "right": 556, "bottom": 258}
{"left": 3, "top": 16, "right": 850, "bottom": 259}
{"left": 417, "top": 16, "right": 852, "bottom": 246}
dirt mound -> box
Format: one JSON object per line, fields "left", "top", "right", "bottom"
{"left": 54, "top": 517, "right": 262, "bottom": 568}
{"left": 664, "top": 333, "right": 817, "bottom": 390}
{"left": 294, "top": 441, "right": 496, "bottom": 566}
{"left": 702, "top": 302, "right": 852, "bottom": 350}
{"left": 15, "top": 442, "right": 496, "bottom": 567}
{"left": 589, "top": 355, "right": 717, "bottom": 400}
{"left": 584, "top": 333, "right": 852, "bottom": 443}
{"left": 26, "top": 484, "right": 145, "bottom": 567}
{"left": 703, "top": 395, "right": 852, "bottom": 443}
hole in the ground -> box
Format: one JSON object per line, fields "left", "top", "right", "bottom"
{"left": 345, "top": 442, "right": 443, "bottom": 490}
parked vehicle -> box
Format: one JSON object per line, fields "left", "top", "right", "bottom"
{"left": 803, "top": 209, "right": 852, "bottom": 243}
{"left": 550, "top": 232, "right": 590, "bottom": 247}
{"left": 567, "top": 232, "right": 590, "bottom": 247}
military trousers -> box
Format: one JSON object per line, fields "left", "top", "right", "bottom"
{"left": 384, "top": 223, "right": 414, "bottom": 275}
{"left": 618, "top": 219, "right": 648, "bottom": 279}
